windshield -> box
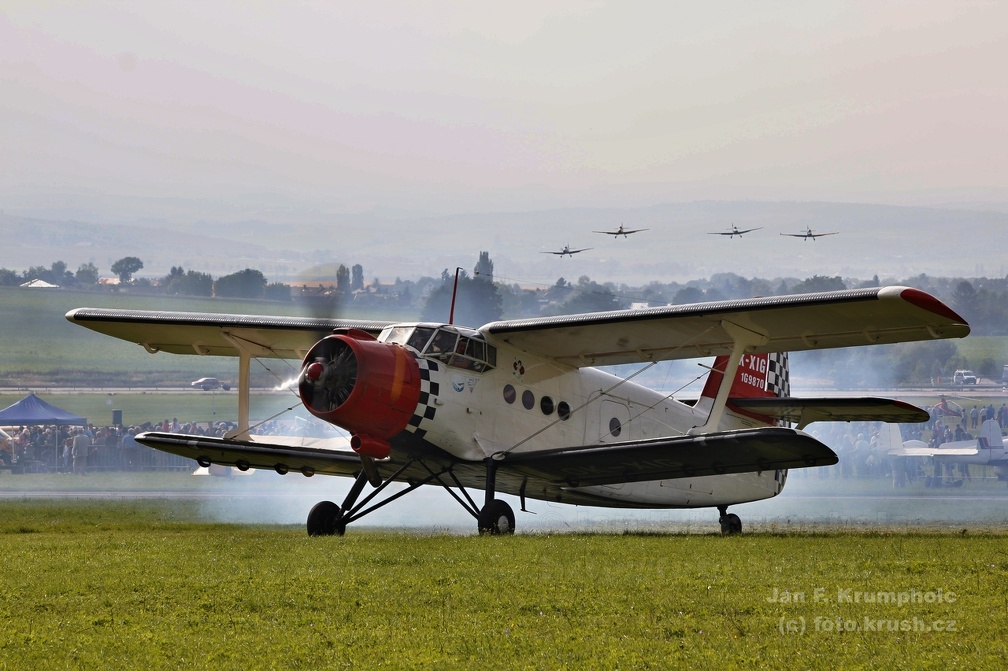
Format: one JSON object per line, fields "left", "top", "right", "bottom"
{"left": 379, "top": 324, "right": 496, "bottom": 372}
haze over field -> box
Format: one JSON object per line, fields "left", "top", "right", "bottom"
{"left": 3, "top": 3, "right": 1007, "bottom": 285}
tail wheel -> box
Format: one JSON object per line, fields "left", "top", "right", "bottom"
{"left": 478, "top": 499, "right": 515, "bottom": 535}
{"left": 719, "top": 512, "right": 742, "bottom": 536}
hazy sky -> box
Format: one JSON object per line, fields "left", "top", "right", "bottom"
{"left": 3, "top": 1, "right": 1006, "bottom": 225}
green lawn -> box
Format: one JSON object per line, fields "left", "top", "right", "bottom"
{"left": 0, "top": 499, "right": 1004, "bottom": 670}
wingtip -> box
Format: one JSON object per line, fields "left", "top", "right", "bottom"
{"left": 888, "top": 286, "right": 970, "bottom": 332}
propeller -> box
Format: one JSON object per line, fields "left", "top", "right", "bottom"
{"left": 301, "top": 336, "right": 358, "bottom": 413}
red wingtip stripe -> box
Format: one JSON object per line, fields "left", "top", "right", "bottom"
{"left": 897, "top": 287, "right": 969, "bottom": 326}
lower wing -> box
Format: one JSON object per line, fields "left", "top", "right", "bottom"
{"left": 136, "top": 426, "right": 836, "bottom": 491}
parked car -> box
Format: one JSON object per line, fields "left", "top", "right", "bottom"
{"left": 191, "top": 377, "right": 231, "bottom": 391}
{"left": 952, "top": 369, "right": 977, "bottom": 385}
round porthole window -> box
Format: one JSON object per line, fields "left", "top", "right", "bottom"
{"left": 540, "top": 396, "right": 555, "bottom": 415}
{"left": 503, "top": 384, "right": 516, "bottom": 404}
{"left": 608, "top": 417, "right": 622, "bottom": 437}
{"left": 557, "top": 402, "right": 571, "bottom": 421}
{"left": 522, "top": 389, "right": 535, "bottom": 410}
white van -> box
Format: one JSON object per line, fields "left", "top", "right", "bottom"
{"left": 953, "top": 369, "right": 977, "bottom": 385}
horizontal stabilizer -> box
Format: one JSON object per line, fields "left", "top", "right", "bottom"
{"left": 730, "top": 397, "right": 928, "bottom": 426}
{"left": 499, "top": 427, "right": 837, "bottom": 488}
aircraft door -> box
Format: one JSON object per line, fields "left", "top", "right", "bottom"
{"left": 597, "top": 399, "right": 631, "bottom": 444}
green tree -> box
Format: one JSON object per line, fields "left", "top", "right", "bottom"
{"left": 164, "top": 266, "right": 213, "bottom": 297}
{"left": 215, "top": 268, "right": 267, "bottom": 298}
{"left": 264, "top": 282, "right": 292, "bottom": 301}
{"left": 111, "top": 256, "right": 144, "bottom": 284}
{"left": 0, "top": 268, "right": 19, "bottom": 286}
{"left": 351, "top": 264, "right": 364, "bottom": 291}
{"left": 474, "top": 251, "right": 494, "bottom": 281}
{"left": 790, "top": 275, "right": 846, "bottom": 294}
{"left": 75, "top": 262, "right": 100, "bottom": 285}
{"left": 951, "top": 280, "right": 979, "bottom": 324}
{"left": 422, "top": 276, "right": 502, "bottom": 325}
{"left": 336, "top": 264, "right": 350, "bottom": 292}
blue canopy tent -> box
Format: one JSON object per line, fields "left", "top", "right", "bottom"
{"left": 0, "top": 394, "right": 86, "bottom": 472}
{"left": 0, "top": 393, "right": 87, "bottom": 427}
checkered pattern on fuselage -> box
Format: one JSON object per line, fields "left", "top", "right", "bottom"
{"left": 406, "top": 358, "right": 440, "bottom": 439}
{"left": 766, "top": 352, "right": 790, "bottom": 398}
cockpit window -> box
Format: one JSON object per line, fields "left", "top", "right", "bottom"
{"left": 405, "top": 327, "right": 436, "bottom": 353}
{"left": 382, "top": 326, "right": 414, "bottom": 347}
{"left": 379, "top": 324, "right": 496, "bottom": 371}
{"left": 428, "top": 329, "right": 458, "bottom": 356}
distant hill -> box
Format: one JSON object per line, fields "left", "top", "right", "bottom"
{"left": 2, "top": 200, "right": 1006, "bottom": 285}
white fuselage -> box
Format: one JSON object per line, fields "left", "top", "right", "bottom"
{"left": 408, "top": 344, "right": 785, "bottom": 509}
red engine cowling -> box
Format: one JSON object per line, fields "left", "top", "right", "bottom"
{"left": 298, "top": 329, "right": 421, "bottom": 458}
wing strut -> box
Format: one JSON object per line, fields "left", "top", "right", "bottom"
{"left": 220, "top": 333, "right": 254, "bottom": 440}
{"left": 690, "top": 320, "right": 768, "bottom": 434}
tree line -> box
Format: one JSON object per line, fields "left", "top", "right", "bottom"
{"left": 3, "top": 252, "right": 1006, "bottom": 385}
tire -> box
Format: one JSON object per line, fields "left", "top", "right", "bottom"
{"left": 306, "top": 500, "right": 344, "bottom": 536}
{"left": 720, "top": 512, "right": 742, "bottom": 536}
{"left": 477, "top": 499, "right": 515, "bottom": 535}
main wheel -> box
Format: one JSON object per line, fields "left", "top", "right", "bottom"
{"left": 477, "top": 499, "right": 515, "bottom": 535}
{"left": 719, "top": 512, "right": 742, "bottom": 536}
{"left": 306, "top": 500, "right": 345, "bottom": 536}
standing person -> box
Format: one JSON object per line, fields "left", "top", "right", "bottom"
{"left": 71, "top": 428, "right": 90, "bottom": 475}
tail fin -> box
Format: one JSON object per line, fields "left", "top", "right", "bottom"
{"left": 700, "top": 352, "right": 790, "bottom": 400}
{"left": 698, "top": 352, "right": 790, "bottom": 425}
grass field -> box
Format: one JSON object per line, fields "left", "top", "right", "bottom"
{"left": 0, "top": 497, "right": 1005, "bottom": 670}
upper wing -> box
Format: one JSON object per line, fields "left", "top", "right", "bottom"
{"left": 65, "top": 308, "right": 394, "bottom": 359}
{"left": 481, "top": 286, "right": 969, "bottom": 367}
{"left": 498, "top": 426, "right": 837, "bottom": 487}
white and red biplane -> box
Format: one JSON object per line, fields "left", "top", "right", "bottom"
{"left": 66, "top": 286, "right": 969, "bottom": 535}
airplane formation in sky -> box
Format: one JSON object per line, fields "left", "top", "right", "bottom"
{"left": 545, "top": 224, "right": 838, "bottom": 256}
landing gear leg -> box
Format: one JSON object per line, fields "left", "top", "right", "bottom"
{"left": 718, "top": 505, "right": 742, "bottom": 536}
{"left": 478, "top": 457, "right": 515, "bottom": 535}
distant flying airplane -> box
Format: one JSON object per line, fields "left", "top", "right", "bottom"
{"left": 708, "top": 225, "right": 762, "bottom": 239}
{"left": 780, "top": 226, "right": 839, "bottom": 240}
{"left": 594, "top": 224, "right": 648, "bottom": 238}
{"left": 541, "top": 244, "right": 592, "bottom": 257}
{"left": 67, "top": 285, "right": 968, "bottom": 537}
